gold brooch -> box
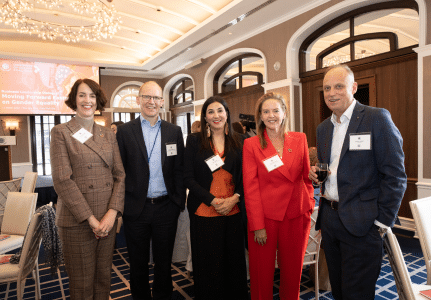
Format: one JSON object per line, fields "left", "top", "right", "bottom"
{"left": 288, "top": 149, "right": 292, "bottom": 152}
{"left": 100, "top": 133, "right": 104, "bottom": 137}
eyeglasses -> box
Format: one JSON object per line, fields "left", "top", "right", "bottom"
{"left": 139, "top": 95, "right": 163, "bottom": 102}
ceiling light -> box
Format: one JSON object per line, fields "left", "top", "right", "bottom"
{"left": 0, "top": 0, "right": 121, "bottom": 43}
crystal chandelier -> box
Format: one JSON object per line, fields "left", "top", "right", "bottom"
{"left": 0, "top": 0, "right": 121, "bottom": 42}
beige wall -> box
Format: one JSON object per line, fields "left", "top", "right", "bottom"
{"left": 0, "top": 116, "right": 30, "bottom": 163}
{"left": 423, "top": 55, "right": 431, "bottom": 178}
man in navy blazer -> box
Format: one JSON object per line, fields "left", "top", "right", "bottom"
{"left": 116, "top": 81, "right": 186, "bottom": 300}
{"left": 310, "top": 65, "right": 407, "bottom": 300}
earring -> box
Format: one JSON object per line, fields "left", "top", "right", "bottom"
{"left": 206, "top": 123, "right": 211, "bottom": 137}
{"left": 224, "top": 123, "right": 229, "bottom": 135}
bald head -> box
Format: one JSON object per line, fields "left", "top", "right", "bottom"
{"left": 136, "top": 81, "right": 164, "bottom": 125}
{"left": 323, "top": 65, "right": 358, "bottom": 121}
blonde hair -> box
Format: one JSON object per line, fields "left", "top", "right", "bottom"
{"left": 255, "top": 92, "right": 289, "bottom": 149}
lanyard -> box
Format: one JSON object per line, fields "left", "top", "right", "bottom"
{"left": 147, "top": 126, "right": 161, "bottom": 163}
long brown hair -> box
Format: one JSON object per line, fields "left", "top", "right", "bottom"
{"left": 255, "top": 92, "right": 289, "bottom": 149}
{"left": 200, "top": 96, "right": 241, "bottom": 156}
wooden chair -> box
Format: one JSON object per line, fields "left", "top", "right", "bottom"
{"left": 21, "top": 172, "right": 38, "bottom": 193}
{"left": 0, "top": 178, "right": 21, "bottom": 227}
{"left": 0, "top": 211, "right": 43, "bottom": 299}
{"left": 0, "top": 192, "right": 38, "bottom": 254}
{"left": 410, "top": 197, "right": 431, "bottom": 284}
{"left": 303, "top": 206, "right": 322, "bottom": 300}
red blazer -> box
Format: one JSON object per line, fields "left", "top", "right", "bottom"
{"left": 243, "top": 131, "right": 314, "bottom": 231}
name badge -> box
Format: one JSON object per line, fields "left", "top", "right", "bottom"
{"left": 349, "top": 133, "right": 371, "bottom": 151}
{"left": 72, "top": 128, "right": 93, "bottom": 144}
{"left": 166, "top": 143, "right": 177, "bottom": 156}
{"left": 263, "top": 154, "right": 284, "bottom": 172}
{"left": 205, "top": 155, "right": 224, "bottom": 172}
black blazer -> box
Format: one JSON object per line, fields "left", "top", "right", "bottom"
{"left": 116, "top": 117, "right": 186, "bottom": 220}
{"left": 184, "top": 133, "right": 244, "bottom": 215}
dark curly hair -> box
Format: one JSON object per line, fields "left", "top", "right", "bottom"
{"left": 65, "top": 79, "right": 107, "bottom": 112}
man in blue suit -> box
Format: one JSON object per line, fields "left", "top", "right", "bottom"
{"left": 310, "top": 64, "right": 407, "bottom": 300}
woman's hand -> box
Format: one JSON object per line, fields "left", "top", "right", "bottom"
{"left": 254, "top": 228, "right": 267, "bottom": 245}
{"left": 211, "top": 195, "right": 239, "bottom": 215}
{"left": 97, "top": 209, "right": 118, "bottom": 235}
{"left": 87, "top": 215, "right": 105, "bottom": 238}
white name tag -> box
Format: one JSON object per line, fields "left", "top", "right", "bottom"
{"left": 205, "top": 155, "right": 224, "bottom": 172}
{"left": 263, "top": 154, "right": 284, "bottom": 172}
{"left": 349, "top": 133, "right": 371, "bottom": 151}
{"left": 72, "top": 128, "right": 93, "bottom": 144}
{"left": 166, "top": 143, "right": 177, "bottom": 156}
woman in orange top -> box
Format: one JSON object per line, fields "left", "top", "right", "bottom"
{"left": 184, "top": 96, "right": 248, "bottom": 300}
{"left": 243, "top": 92, "right": 315, "bottom": 300}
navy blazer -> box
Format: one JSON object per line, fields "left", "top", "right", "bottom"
{"left": 315, "top": 102, "right": 407, "bottom": 237}
{"left": 116, "top": 117, "right": 186, "bottom": 220}
{"left": 184, "top": 133, "right": 244, "bottom": 215}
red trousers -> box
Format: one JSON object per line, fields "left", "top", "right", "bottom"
{"left": 248, "top": 211, "right": 311, "bottom": 300}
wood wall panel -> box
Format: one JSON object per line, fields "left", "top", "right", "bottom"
{"left": 220, "top": 85, "right": 264, "bottom": 123}
{"left": 301, "top": 55, "right": 417, "bottom": 218}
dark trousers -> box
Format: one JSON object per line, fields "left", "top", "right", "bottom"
{"left": 190, "top": 213, "right": 249, "bottom": 300}
{"left": 320, "top": 200, "right": 383, "bottom": 300}
{"left": 123, "top": 198, "right": 180, "bottom": 300}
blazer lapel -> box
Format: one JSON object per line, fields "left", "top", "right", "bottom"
{"left": 131, "top": 118, "right": 149, "bottom": 164}
{"left": 65, "top": 118, "right": 110, "bottom": 165}
{"left": 339, "top": 102, "right": 365, "bottom": 163}
{"left": 260, "top": 131, "right": 296, "bottom": 182}
{"left": 320, "top": 120, "right": 334, "bottom": 164}
{"left": 160, "top": 120, "right": 167, "bottom": 166}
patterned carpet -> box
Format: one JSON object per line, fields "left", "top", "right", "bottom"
{"left": 0, "top": 230, "right": 427, "bottom": 300}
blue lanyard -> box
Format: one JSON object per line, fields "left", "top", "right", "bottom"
{"left": 147, "top": 126, "right": 160, "bottom": 163}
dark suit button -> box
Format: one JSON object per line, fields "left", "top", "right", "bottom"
{"left": 89, "top": 185, "right": 93, "bottom": 188}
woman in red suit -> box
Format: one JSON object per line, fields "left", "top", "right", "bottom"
{"left": 243, "top": 92, "right": 315, "bottom": 300}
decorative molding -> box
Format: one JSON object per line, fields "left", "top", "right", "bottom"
{"left": 394, "top": 217, "right": 418, "bottom": 237}
{"left": 163, "top": 74, "right": 195, "bottom": 111}
{"left": 203, "top": 48, "right": 267, "bottom": 99}
{"left": 100, "top": 68, "right": 163, "bottom": 79}
{"left": 189, "top": 0, "right": 331, "bottom": 75}
{"left": 262, "top": 78, "right": 300, "bottom": 91}
{"left": 413, "top": 44, "right": 431, "bottom": 56}
{"left": 416, "top": 181, "right": 431, "bottom": 188}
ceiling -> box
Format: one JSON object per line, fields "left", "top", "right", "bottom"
{"left": 0, "top": 0, "right": 318, "bottom": 77}
{"left": 0, "top": 0, "right": 420, "bottom": 78}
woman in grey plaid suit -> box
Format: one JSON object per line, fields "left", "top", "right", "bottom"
{"left": 51, "top": 78, "right": 125, "bottom": 299}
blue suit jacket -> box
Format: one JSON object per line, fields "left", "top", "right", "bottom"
{"left": 315, "top": 102, "right": 407, "bottom": 237}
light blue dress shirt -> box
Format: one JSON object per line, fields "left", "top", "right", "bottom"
{"left": 140, "top": 115, "right": 168, "bottom": 198}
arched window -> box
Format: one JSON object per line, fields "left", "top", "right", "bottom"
{"left": 213, "top": 53, "right": 264, "bottom": 95}
{"left": 299, "top": 1, "right": 418, "bottom": 73}
{"left": 111, "top": 83, "right": 141, "bottom": 123}
{"left": 169, "top": 78, "right": 194, "bottom": 107}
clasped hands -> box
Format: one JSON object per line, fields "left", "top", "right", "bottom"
{"left": 87, "top": 209, "right": 117, "bottom": 239}
{"left": 210, "top": 194, "right": 239, "bottom": 216}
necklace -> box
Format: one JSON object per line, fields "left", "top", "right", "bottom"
{"left": 269, "top": 135, "right": 284, "bottom": 158}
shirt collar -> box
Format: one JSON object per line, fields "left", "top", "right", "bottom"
{"left": 140, "top": 115, "right": 161, "bottom": 127}
{"left": 330, "top": 99, "right": 356, "bottom": 125}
